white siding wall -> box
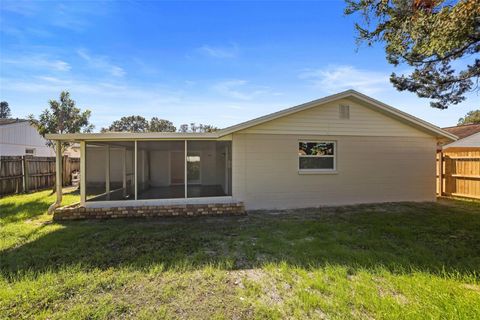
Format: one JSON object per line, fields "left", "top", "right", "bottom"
{"left": 232, "top": 133, "right": 437, "bottom": 209}
{"left": 0, "top": 122, "right": 55, "bottom": 156}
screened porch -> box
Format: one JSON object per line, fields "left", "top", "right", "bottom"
{"left": 84, "top": 140, "right": 232, "bottom": 203}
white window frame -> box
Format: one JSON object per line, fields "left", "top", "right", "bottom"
{"left": 298, "top": 140, "right": 337, "bottom": 174}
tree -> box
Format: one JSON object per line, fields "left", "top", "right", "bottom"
{"left": 177, "top": 123, "right": 219, "bottom": 133}
{"left": 0, "top": 101, "right": 11, "bottom": 118}
{"left": 101, "top": 116, "right": 149, "bottom": 133}
{"left": 149, "top": 117, "right": 176, "bottom": 132}
{"left": 29, "top": 91, "right": 94, "bottom": 151}
{"left": 178, "top": 124, "right": 189, "bottom": 133}
{"left": 458, "top": 110, "right": 480, "bottom": 125}
{"left": 102, "top": 116, "right": 177, "bottom": 132}
{"left": 345, "top": 0, "right": 480, "bottom": 109}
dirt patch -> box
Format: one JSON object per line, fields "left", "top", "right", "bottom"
{"left": 463, "top": 284, "right": 480, "bottom": 293}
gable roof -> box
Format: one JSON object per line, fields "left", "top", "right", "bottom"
{"left": 46, "top": 90, "right": 456, "bottom": 141}
{"left": 0, "top": 118, "right": 28, "bottom": 126}
{"left": 443, "top": 131, "right": 480, "bottom": 149}
{"left": 216, "top": 90, "right": 457, "bottom": 140}
{"left": 442, "top": 123, "right": 480, "bottom": 139}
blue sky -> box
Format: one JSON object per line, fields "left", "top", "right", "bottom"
{"left": 0, "top": 0, "right": 477, "bottom": 131}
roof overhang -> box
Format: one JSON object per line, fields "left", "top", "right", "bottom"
{"left": 46, "top": 132, "right": 222, "bottom": 141}
{"left": 216, "top": 90, "right": 458, "bottom": 141}
{"left": 443, "top": 132, "right": 480, "bottom": 149}
{"left": 46, "top": 90, "right": 457, "bottom": 142}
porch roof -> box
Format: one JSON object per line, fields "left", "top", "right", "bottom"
{"left": 46, "top": 131, "right": 224, "bottom": 141}
{"left": 46, "top": 90, "right": 458, "bottom": 142}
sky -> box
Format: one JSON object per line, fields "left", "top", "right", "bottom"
{"left": 0, "top": 0, "right": 478, "bottom": 131}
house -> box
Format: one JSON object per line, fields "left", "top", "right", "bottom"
{"left": 442, "top": 132, "right": 480, "bottom": 149}
{"left": 442, "top": 123, "right": 480, "bottom": 140}
{"left": 442, "top": 124, "right": 480, "bottom": 150}
{"left": 0, "top": 119, "right": 55, "bottom": 157}
{"left": 437, "top": 124, "right": 480, "bottom": 200}
{"left": 46, "top": 90, "right": 456, "bottom": 219}
{"left": 0, "top": 119, "right": 81, "bottom": 158}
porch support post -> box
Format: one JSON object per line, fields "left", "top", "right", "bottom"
{"left": 80, "top": 141, "right": 86, "bottom": 205}
{"left": 438, "top": 150, "right": 443, "bottom": 196}
{"left": 105, "top": 145, "right": 110, "bottom": 200}
{"left": 225, "top": 144, "right": 229, "bottom": 195}
{"left": 134, "top": 140, "right": 138, "bottom": 200}
{"left": 48, "top": 140, "right": 63, "bottom": 213}
{"left": 122, "top": 147, "right": 127, "bottom": 198}
{"left": 184, "top": 140, "right": 187, "bottom": 199}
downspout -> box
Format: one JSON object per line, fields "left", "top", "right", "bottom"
{"left": 48, "top": 140, "right": 63, "bottom": 213}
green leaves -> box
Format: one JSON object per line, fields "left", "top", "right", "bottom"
{"left": 101, "top": 116, "right": 177, "bottom": 132}
{"left": 458, "top": 110, "right": 480, "bottom": 125}
{"left": 29, "top": 91, "right": 93, "bottom": 151}
{"left": 0, "top": 101, "right": 10, "bottom": 119}
{"left": 346, "top": 0, "right": 480, "bottom": 109}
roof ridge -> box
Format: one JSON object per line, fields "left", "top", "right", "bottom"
{"left": 443, "top": 123, "right": 480, "bottom": 129}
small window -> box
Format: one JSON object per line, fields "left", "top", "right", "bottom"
{"left": 25, "top": 148, "right": 35, "bottom": 155}
{"left": 339, "top": 105, "right": 350, "bottom": 119}
{"left": 298, "top": 141, "right": 336, "bottom": 171}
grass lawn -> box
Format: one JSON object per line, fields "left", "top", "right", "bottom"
{"left": 1, "top": 190, "right": 480, "bottom": 319}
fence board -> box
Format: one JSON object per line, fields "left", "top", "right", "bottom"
{"left": 437, "top": 148, "right": 480, "bottom": 200}
{"left": 0, "top": 156, "right": 79, "bottom": 196}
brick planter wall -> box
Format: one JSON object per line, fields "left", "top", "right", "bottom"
{"left": 53, "top": 202, "right": 245, "bottom": 221}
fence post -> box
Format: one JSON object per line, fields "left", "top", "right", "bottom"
{"left": 22, "top": 156, "right": 29, "bottom": 193}
{"left": 21, "top": 156, "right": 26, "bottom": 193}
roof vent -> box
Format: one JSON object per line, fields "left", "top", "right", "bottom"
{"left": 339, "top": 105, "right": 350, "bottom": 119}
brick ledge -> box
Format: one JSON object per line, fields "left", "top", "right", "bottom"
{"left": 53, "top": 202, "right": 245, "bottom": 220}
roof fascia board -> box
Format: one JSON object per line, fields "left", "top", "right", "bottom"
{"left": 217, "top": 90, "right": 457, "bottom": 141}
{"left": 216, "top": 91, "right": 352, "bottom": 136}
{"left": 350, "top": 92, "right": 457, "bottom": 140}
{"left": 45, "top": 90, "right": 456, "bottom": 142}
{"left": 46, "top": 132, "right": 221, "bottom": 141}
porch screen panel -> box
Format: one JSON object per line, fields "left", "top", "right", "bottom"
{"left": 108, "top": 141, "right": 135, "bottom": 201}
{"left": 187, "top": 141, "right": 232, "bottom": 198}
{"left": 137, "top": 141, "right": 185, "bottom": 199}
{"left": 85, "top": 141, "right": 134, "bottom": 202}
{"left": 85, "top": 143, "right": 106, "bottom": 201}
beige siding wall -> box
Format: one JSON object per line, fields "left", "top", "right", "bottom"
{"left": 232, "top": 133, "right": 437, "bottom": 210}
{"left": 241, "top": 98, "right": 431, "bottom": 138}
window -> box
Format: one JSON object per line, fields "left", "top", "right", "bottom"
{"left": 298, "top": 141, "right": 336, "bottom": 172}
{"left": 25, "top": 148, "right": 35, "bottom": 155}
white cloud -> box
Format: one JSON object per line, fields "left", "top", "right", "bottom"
{"left": 2, "top": 55, "right": 71, "bottom": 72}
{"left": 77, "top": 49, "right": 126, "bottom": 77}
{"left": 212, "top": 79, "right": 281, "bottom": 101}
{"left": 0, "top": 73, "right": 291, "bottom": 130}
{"left": 212, "top": 80, "right": 251, "bottom": 100}
{"left": 197, "top": 43, "right": 239, "bottom": 59}
{"left": 299, "top": 65, "right": 390, "bottom": 95}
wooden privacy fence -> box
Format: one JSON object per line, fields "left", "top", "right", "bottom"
{"left": 0, "top": 156, "right": 80, "bottom": 196}
{"left": 437, "top": 148, "right": 480, "bottom": 200}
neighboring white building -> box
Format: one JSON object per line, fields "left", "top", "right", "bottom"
{"left": 443, "top": 132, "right": 480, "bottom": 149}
{"left": 0, "top": 119, "right": 55, "bottom": 157}
{"left": 442, "top": 124, "right": 480, "bottom": 150}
